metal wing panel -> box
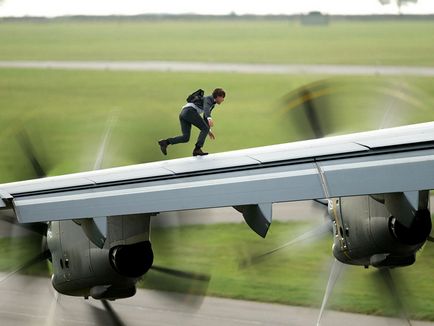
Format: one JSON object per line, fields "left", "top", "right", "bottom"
{"left": 2, "top": 177, "right": 95, "bottom": 195}
{"left": 249, "top": 142, "right": 368, "bottom": 163}
{"left": 4, "top": 122, "right": 434, "bottom": 224}
{"left": 13, "top": 163, "right": 324, "bottom": 223}
{"left": 87, "top": 167, "right": 174, "bottom": 183}
{"left": 0, "top": 163, "right": 176, "bottom": 195}
{"left": 354, "top": 122, "right": 434, "bottom": 148}
{"left": 320, "top": 149, "right": 434, "bottom": 197}
{"left": 14, "top": 146, "right": 434, "bottom": 224}
{"left": 158, "top": 155, "right": 260, "bottom": 174}
{"left": 356, "top": 133, "right": 434, "bottom": 149}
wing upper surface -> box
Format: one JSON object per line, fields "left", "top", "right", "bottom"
{"left": 0, "top": 122, "right": 433, "bottom": 223}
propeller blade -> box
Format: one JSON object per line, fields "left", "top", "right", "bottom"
{"left": 21, "top": 222, "right": 48, "bottom": 237}
{"left": 93, "top": 111, "right": 118, "bottom": 170}
{"left": 16, "top": 130, "right": 47, "bottom": 178}
{"left": 87, "top": 299, "right": 125, "bottom": 326}
{"left": 151, "top": 265, "right": 210, "bottom": 282}
{"left": 5, "top": 130, "right": 49, "bottom": 248}
{"left": 44, "top": 291, "right": 60, "bottom": 326}
{"left": 281, "top": 79, "right": 431, "bottom": 143}
{"left": 240, "top": 220, "right": 332, "bottom": 268}
{"left": 299, "top": 88, "right": 325, "bottom": 138}
{"left": 0, "top": 210, "right": 50, "bottom": 279}
{"left": 76, "top": 111, "right": 119, "bottom": 248}
{"left": 282, "top": 80, "right": 334, "bottom": 140}
{"left": 0, "top": 249, "right": 50, "bottom": 284}
{"left": 0, "top": 211, "right": 48, "bottom": 237}
{"left": 101, "top": 300, "right": 126, "bottom": 326}
{"left": 142, "top": 264, "right": 211, "bottom": 309}
{"left": 316, "top": 259, "right": 345, "bottom": 326}
{"left": 142, "top": 222, "right": 211, "bottom": 307}
{"left": 376, "top": 268, "right": 412, "bottom": 326}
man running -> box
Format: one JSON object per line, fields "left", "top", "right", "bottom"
{"left": 158, "top": 88, "right": 226, "bottom": 156}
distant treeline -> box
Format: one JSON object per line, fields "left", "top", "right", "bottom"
{"left": 1, "top": 13, "right": 434, "bottom": 23}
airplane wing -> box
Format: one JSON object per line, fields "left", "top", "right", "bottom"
{"left": 0, "top": 121, "right": 433, "bottom": 237}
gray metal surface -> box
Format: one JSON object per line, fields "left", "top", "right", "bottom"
{"left": 13, "top": 164, "right": 325, "bottom": 222}
{"left": 159, "top": 155, "right": 260, "bottom": 174}
{"left": 88, "top": 165, "right": 174, "bottom": 184}
{"left": 355, "top": 123, "right": 434, "bottom": 148}
{"left": 0, "top": 177, "right": 95, "bottom": 196}
{"left": 322, "top": 150, "right": 434, "bottom": 197}
{"left": 2, "top": 122, "right": 433, "bottom": 194}
{"left": 249, "top": 142, "right": 368, "bottom": 163}
{"left": 1, "top": 122, "right": 434, "bottom": 224}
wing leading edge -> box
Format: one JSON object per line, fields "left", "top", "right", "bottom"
{"left": 0, "top": 122, "right": 433, "bottom": 231}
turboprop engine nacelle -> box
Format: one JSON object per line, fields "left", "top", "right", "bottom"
{"left": 48, "top": 214, "right": 154, "bottom": 299}
{"left": 331, "top": 194, "right": 431, "bottom": 268}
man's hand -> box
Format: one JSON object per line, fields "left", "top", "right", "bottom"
{"left": 208, "top": 131, "right": 216, "bottom": 140}
{"left": 207, "top": 118, "right": 214, "bottom": 128}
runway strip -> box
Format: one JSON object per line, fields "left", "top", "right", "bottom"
{"left": 0, "top": 274, "right": 433, "bottom": 326}
{"left": 1, "top": 61, "right": 434, "bottom": 76}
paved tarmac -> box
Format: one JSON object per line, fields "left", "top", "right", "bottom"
{"left": 1, "top": 61, "right": 434, "bottom": 76}
{"left": 0, "top": 274, "right": 433, "bottom": 326}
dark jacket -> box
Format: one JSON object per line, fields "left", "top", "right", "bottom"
{"left": 184, "top": 95, "right": 216, "bottom": 119}
{"left": 201, "top": 95, "right": 216, "bottom": 119}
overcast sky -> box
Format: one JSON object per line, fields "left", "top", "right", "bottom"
{"left": 0, "top": 0, "right": 433, "bottom": 17}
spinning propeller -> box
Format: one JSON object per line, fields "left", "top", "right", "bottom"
{"left": 280, "top": 78, "right": 431, "bottom": 141}
{"left": 241, "top": 78, "right": 431, "bottom": 325}
{"left": 0, "top": 130, "right": 51, "bottom": 280}
{"left": 0, "top": 114, "right": 211, "bottom": 325}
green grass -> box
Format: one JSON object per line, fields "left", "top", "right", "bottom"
{"left": 0, "top": 68, "right": 309, "bottom": 180}
{"left": 1, "top": 68, "right": 434, "bottom": 182}
{"left": 1, "top": 20, "right": 434, "bottom": 65}
{"left": 140, "top": 221, "right": 434, "bottom": 320}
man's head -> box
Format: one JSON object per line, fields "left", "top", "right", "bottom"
{"left": 212, "top": 88, "right": 226, "bottom": 105}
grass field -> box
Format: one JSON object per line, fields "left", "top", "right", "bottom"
{"left": 0, "top": 20, "right": 434, "bottom": 65}
{"left": 141, "top": 221, "right": 434, "bottom": 320}
{"left": 0, "top": 68, "right": 433, "bottom": 182}
{"left": 1, "top": 18, "right": 434, "bottom": 320}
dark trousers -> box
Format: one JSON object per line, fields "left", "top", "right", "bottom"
{"left": 167, "top": 107, "right": 210, "bottom": 148}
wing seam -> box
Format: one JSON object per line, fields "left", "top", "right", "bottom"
{"left": 315, "top": 161, "right": 331, "bottom": 199}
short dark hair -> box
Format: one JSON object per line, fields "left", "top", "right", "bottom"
{"left": 212, "top": 88, "right": 226, "bottom": 98}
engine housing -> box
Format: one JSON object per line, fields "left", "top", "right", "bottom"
{"left": 331, "top": 196, "right": 431, "bottom": 268}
